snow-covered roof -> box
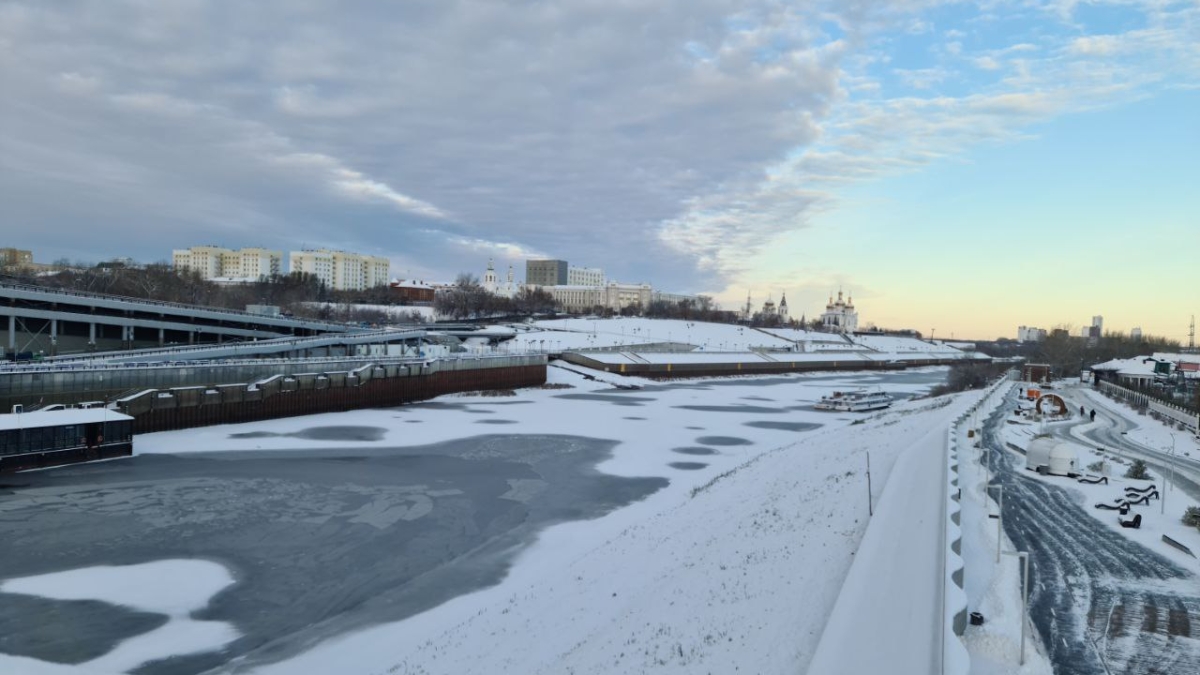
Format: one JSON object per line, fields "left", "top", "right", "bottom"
{"left": 1091, "top": 357, "right": 1163, "bottom": 377}
{"left": 0, "top": 408, "right": 133, "bottom": 431}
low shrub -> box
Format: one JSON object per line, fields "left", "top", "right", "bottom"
{"left": 1125, "top": 459, "right": 1150, "bottom": 480}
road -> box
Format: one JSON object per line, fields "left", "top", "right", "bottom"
{"left": 982, "top": 386, "right": 1200, "bottom": 674}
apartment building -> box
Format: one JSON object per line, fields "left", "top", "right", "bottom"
{"left": 172, "top": 246, "right": 282, "bottom": 281}
{"left": 289, "top": 249, "right": 390, "bottom": 291}
{"left": 567, "top": 266, "right": 605, "bottom": 286}
{"left": 0, "top": 248, "right": 34, "bottom": 269}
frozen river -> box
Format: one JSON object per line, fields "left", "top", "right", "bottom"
{"left": 0, "top": 366, "right": 950, "bottom": 674}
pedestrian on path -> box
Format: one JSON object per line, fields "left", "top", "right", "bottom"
{"left": 1090, "top": 409, "right": 1096, "bottom": 422}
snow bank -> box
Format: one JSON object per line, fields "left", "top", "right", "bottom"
{"left": 0, "top": 560, "right": 238, "bottom": 674}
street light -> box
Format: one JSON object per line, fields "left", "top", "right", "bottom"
{"left": 988, "top": 484, "right": 1004, "bottom": 563}
{"left": 1163, "top": 432, "right": 1177, "bottom": 516}
{"left": 1002, "top": 550, "right": 1030, "bottom": 666}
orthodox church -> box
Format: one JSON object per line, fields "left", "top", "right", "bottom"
{"left": 820, "top": 290, "right": 858, "bottom": 333}
{"left": 482, "top": 259, "right": 519, "bottom": 298}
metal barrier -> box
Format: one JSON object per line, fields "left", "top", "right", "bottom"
{"left": 1097, "top": 380, "right": 1198, "bottom": 432}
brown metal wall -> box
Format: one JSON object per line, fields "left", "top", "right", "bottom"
{"left": 562, "top": 354, "right": 986, "bottom": 379}
{"left": 131, "top": 365, "right": 546, "bottom": 434}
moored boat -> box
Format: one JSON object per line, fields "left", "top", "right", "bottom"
{"left": 814, "top": 389, "right": 893, "bottom": 412}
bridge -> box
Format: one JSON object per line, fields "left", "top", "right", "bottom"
{"left": 1, "top": 282, "right": 354, "bottom": 357}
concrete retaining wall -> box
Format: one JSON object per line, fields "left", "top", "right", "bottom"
{"left": 117, "top": 356, "right": 546, "bottom": 434}
{"left": 561, "top": 352, "right": 980, "bottom": 379}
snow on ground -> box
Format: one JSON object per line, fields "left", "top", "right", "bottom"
{"left": 500, "top": 318, "right": 979, "bottom": 369}
{"left": 122, "top": 365, "right": 955, "bottom": 673}
{"left": 0, "top": 560, "right": 238, "bottom": 675}
{"left": 220, "top": 375, "right": 980, "bottom": 675}
{"left": 506, "top": 317, "right": 795, "bottom": 352}
{"left": 301, "top": 302, "right": 435, "bottom": 322}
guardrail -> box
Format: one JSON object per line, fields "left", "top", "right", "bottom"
{"left": 0, "top": 281, "right": 352, "bottom": 329}
{"left": 941, "top": 372, "right": 1015, "bottom": 672}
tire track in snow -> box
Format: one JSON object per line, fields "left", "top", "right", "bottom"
{"left": 981, "top": 392, "right": 1200, "bottom": 675}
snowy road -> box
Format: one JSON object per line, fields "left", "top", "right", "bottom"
{"left": 983, "top": 388, "right": 1200, "bottom": 674}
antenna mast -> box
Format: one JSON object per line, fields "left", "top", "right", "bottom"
{"left": 1189, "top": 314, "right": 1196, "bottom": 351}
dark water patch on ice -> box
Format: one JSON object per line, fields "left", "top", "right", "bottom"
{"left": 672, "top": 447, "right": 717, "bottom": 456}
{"left": 463, "top": 409, "right": 494, "bottom": 414}
{"left": 685, "top": 426, "right": 705, "bottom": 430}
{"left": 405, "top": 420, "right": 423, "bottom": 423}
{"left": 674, "top": 405, "right": 786, "bottom": 414}
{"left": 740, "top": 396, "right": 775, "bottom": 401}
{"left": 230, "top": 426, "right": 387, "bottom": 442}
{"left": 404, "top": 401, "right": 472, "bottom": 411}
{"left": 695, "top": 436, "right": 753, "bottom": 446}
{"left": 669, "top": 462, "right": 708, "bottom": 470}
{"left": 743, "top": 421, "right": 823, "bottom": 432}
{"left": 475, "top": 419, "right": 518, "bottom": 425}
{"left": 293, "top": 426, "right": 388, "bottom": 441}
{"left": 2, "top": 435, "right": 665, "bottom": 675}
{"left": 0, "top": 594, "right": 168, "bottom": 664}
{"left": 623, "top": 416, "right": 647, "bottom": 420}
{"left": 554, "top": 393, "right": 656, "bottom": 407}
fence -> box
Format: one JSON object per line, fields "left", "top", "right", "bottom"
{"left": 116, "top": 355, "right": 547, "bottom": 434}
{"left": 1097, "top": 380, "right": 1198, "bottom": 432}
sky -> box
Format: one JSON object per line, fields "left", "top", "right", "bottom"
{"left": 1, "top": 0, "right": 1196, "bottom": 341}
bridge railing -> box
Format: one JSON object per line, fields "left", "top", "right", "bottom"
{"left": 0, "top": 281, "right": 351, "bottom": 330}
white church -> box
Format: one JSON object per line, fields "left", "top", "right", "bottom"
{"left": 482, "top": 259, "right": 520, "bottom": 298}
{"left": 820, "top": 290, "right": 858, "bottom": 333}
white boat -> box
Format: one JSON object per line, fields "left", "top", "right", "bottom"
{"left": 814, "top": 389, "right": 893, "bottom": 412}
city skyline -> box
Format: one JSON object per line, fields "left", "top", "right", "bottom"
{"left": 2, "top": 1, "right": 1196, "bottom": 340}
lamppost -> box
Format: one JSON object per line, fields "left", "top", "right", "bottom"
{"left": 988, "top": 484, "right": 1004, "bottom": 562}
{"left": 1163, "top": 433, "right": 1177, "bottom": 515}
{"left": 1002, "top": 550, "right": 1030, "bottom": 666}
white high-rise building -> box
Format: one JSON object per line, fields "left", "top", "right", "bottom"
{"left": 1131, "top": 327, "right": 1142, "bottom": 341}
{"left": 567, "top": 266, "right": 605, "bottom": 286}
{"left": 172, "top": 246, "right": 282, "bottom": 281}
{"left": 289, "top": 249, "right": 390, "bottom": 291}
{"left": 1017, "top": 326, "right": 1047, "bottom": 343}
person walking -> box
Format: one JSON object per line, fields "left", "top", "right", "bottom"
{"left": 1090, "top": 409, "right": 1096, "bottom": 422}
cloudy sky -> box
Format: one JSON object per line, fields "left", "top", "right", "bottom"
{"left": 1, "top": 0, "right": 1196, "bottom": 340}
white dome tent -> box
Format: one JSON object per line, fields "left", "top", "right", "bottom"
{"left": 1025, "top": 435, "right": 1079, "bottom": 477}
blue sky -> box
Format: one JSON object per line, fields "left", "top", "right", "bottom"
{"left": 0, "top": 0, "right": 1196, "bottom": 339}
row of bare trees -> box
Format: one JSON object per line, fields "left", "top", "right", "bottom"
{"left": 433, "top": 274, "right": 559, "bottom": 320}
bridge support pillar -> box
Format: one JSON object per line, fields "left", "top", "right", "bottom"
{"left": 88, "top": 322, "right": 96, "bottom": 349}
{"left": 7, "top": 315, "right": 13, "bottom": 351}
{"left": 189, "top": 330, "right": 195, "bottom": 345}
{"left": 50, "top": 319, "right": 57, "bottom": 356}
{"left": 158, "top": 328, "right": 165, "bottom": 347}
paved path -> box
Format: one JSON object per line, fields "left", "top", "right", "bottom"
{"left": 982, "top": 389, "right": 1200, "bottom": 674}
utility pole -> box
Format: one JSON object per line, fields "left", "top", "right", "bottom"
{"left": 1189, "top": 315, "right": 1195, "bottom": 352}
{"left": 866, "top": 451, "right": 873, "bottom": 516}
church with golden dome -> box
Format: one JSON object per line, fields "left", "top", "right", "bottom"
{"left": 820, "top": 290, "right": 858, "bottom": 333}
